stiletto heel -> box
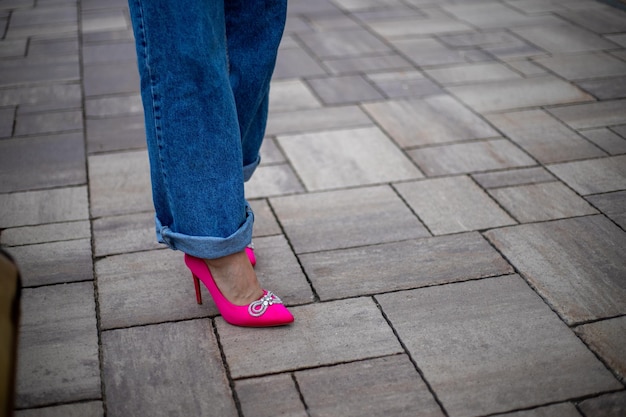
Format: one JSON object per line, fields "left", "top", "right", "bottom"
{"left": 245, "top": 244, "right": 256, "bottom": 266}
{"left": 185, "top": 254, "right": 294, "bottom": 327}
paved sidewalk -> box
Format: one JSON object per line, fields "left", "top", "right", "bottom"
{"left": 1, "top": 0, "right": 626, "bottom": 416}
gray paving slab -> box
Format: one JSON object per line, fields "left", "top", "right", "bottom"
{"left": 448, "top": 75, "right": 593, "bottom": 113}
{"left": 0, "top": 58, "right": 78, "bottom": 87}
{"left": 333, "top": 0, "right": 405, "bottom": 11}
{"left": 534, "top": 52, "right": 626, "bottom": 81}
{"left": 323, "top": 54, "right": 413, "bottom": 75}
{"left": 442, "top": 2, "right": 563, "bottom": 28}
{"left": 273, "top": 46, "right": 327, "bottom": 79}
{"left": 265, "top": 105, "right": 372, "bottom": 136}
{"left": 497, "top": 403, "right": 581, "bottom": 417}
{"left": 485, "top": 216, "right": 626, "bottom": 324}
{"left": 298, "top": 28, "right": 391, "bottom": 59}
{"left": 376, "top": 276, "right": 621, "bottom": 417}
{"left": 85, "top": 94, "right": 143, "bottom": 118}
{"left": 395, "top": 176, "right": 516, "bottom": 235}
{"left": 88, "top": 149, "right": 152, "bottom": 217}
{"left": 296, "top": 355, "right": 444, "bottom": 417}
{"left": 577, "top": 76, "right": 626, "bottom": 100}
{"left": 101, "top": 320, "right": 238, "bottom": 417}
{"left": 244, "top": 164, "right": 305, "bottom": 198}
{"left": 512, "top": 23, "right": 619, "bottom": 54}
{"left": 366, "top": 70, "right": 442, "bottom": 99}
{"left": 547, "top": 155, "right": 626, "bottom": 195}
{"left": 0, "top": 38, "right": 27, "bottom": 57}
{"left": 0, "top": 186, "right": 88, "bottom": 228}
{"left": 575, "top": 316, "right": 626, "bottom": 381}
{"left": 28, "top": 34, "right": 78, "bottom": 58}
{"left": 424, "top": 62, "right": 522, "bottom": 85}
{"left": 353, "top": 5, "right": 425, "bottom": 22}
{"left": 14, "top": 109, "right": 82, "bottom": 136}
{"left": 81, "top": 8, "right": 127, "bottom": 34}
{"left": 278, "top": 126, "right": 422, "bottom": 191}
{"left": 0, "top": 220, "right": 90, "bottom": 247}
{"left": 270, "top": 185, "right": 429, "bottom": 254}
{"left": 258, "top": 137, "right": 286, "bottom": 165}
{"left": 83, "top": 61, "right": 140, "bottom": 96}
{"left": 9, "top": 5, "right": 76, "bottom": 27}
{"left": 300, "top": 232, "right": 513, "bottom": 300}
{"left": 96, "top": 249, "right": 215, "bottom": 329}
{"left": 363, "top": 95, "right": 499, "bottom": 148}
{"left": 548, "top": 99, "right": 626, "bottom": 130}
{"left": 92, "top": 212, "right": 161, "bottom": 257}
{"left": 249, "top": 199, "right": 281, "bottom": 237}
{"left": 81, "top": 28, "right": 133, "bottom": 44}
{"left": 15, "top": 401, "right": 104, "bottom": 417}
{"left": 611, "top": 124, "right": 626, "bottom": 138}
{"left": 582, "top": 128, "right": 626, "bottom": 155}
{"left": 505, "top": 59, "right": 547, "bottom": 76}
{"left": 269, "top": 79, "right": 321, "bottom": 113}
{"left": 488, "top": 182, "right": 598, "bottom": 223}
{"left": 437, "top": 30, "right": 522, "bottom": 48}
{"left": 16, "top": 282, "right": 100, "bottom": 408}
{"left": 368, "top": 17, "right": 472, "bottom": 38}
{"left": 85, "top": 114, "right": 146, "bottom": 153}
{"left": 81, "top": 41, "right": 136, "bottom": 64}
{"left": 557, "top": 7, "right": 626, "bottom": 34}
{"left": 472, "top": 167, "right": 555, "bottom": 189}
{"left": 408, "top": 139, "right": 536, "bottom": 176}
{"left": 586, "top": 190, "right": 626, "bottom": 229}
{"left": 217, "top": 297, "right": 403, "bottom": 379}
{"left": 0, "top": 132, "right": 86, "bottom": 193}
{"left": 306, "top": 75, "right": 383, "bottom": 105}
{"left": 0, "top": 83, "right": 81, "bottom": 111}
{"left": 486, "top": 110, "right": 606, "bottom": 164}
{"left": 578, "top": 391, "right": 626, "bottom": 417}
{"left": 391, "top": 38, "right": 487, "bottom": 67}
{"left": 9, "top": 238, "right": 92, "bottom": 287}
{"left": 235, "top": 374, "right": 307, "bottom": 417}
{"left": 0, "top": 106, "right": 14, "bottom": 138}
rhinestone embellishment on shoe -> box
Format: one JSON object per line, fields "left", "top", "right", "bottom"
{"left": 248, "top": 291, "right": 283, "bottom": 317}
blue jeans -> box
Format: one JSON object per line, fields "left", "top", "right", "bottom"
{"left": 128, "top": 0, "right": 287, "bottom": 259}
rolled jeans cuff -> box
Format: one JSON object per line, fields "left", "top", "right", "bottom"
{"left": 243, "top": 155, "right": 261, "bottom": 182}
{"left": 155, "top": 204, "right": 254, "bottom": 259}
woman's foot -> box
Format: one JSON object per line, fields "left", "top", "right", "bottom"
{"left": 204, "top": 250, "right": 264, "bottom": 306}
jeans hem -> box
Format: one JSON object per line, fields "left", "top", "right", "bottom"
{"left": 243, "top": 155, "right": 261, "bottom": 182}
{"left": 155, "top": 204, "right": 254, "bottom": 259}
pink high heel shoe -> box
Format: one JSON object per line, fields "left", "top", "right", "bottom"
{"left": 245, "top": 244, "right": 256, "bottom": 266}
{"left": 184, "top": 254, "right": 293, "bottom": 327}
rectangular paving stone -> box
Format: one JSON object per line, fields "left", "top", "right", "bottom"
{"left": 0, "top": 38, "right": 27, "bottom": 57}
{"left": 0, "top": 132, "right": 85, "bottom": 193}
{"left": 443, "top": 3, "right": 562, "bottom": 28}
{"left": 249, "top": 199, "right": 281, "bottom": 237}
{"left": 81, "top": 8, "right": 127, "bottom": 33}
{"left": 277, "top": 126, "right": 422, "bottom": 191}
{"left": 391, "top": 38, "right": 480, "bottom": 67}
{"left": 9, "top": 238, "right": 92, "bottom": 287}
{"left": 102, "top": 320, "right": 238, "bottom": 417}
{"left": 0, "top": 186, "right": 88, "bottom": 228}
{"left": 300, "top": 232, "right": 513, "bottom": 300}
{"left": 395, "top": 176, "right": 516, "bottom": 235}
{"left": 306, "top": 75, "right": 383, "bottom": 105}
{"left": 368, "top": 17, "right": 472, "bottom": 38}
{"left": 15, "top": 401, "right": 104, "bottom": 417}
{"left": 271, "top": 185, "right": 429, "bottom": 254}
{"left": 448, "top": 75, "right": 593, "bottom": 113}
{"left": 575, "top": 316, "right": 626, "bottom": 381}
{"left": 81, "top": 28, "right": 134, "bottom": 44}
{"left": 82, "top": 41, "right": 136, "bottom": 64}
{"left": 217, "top": 297, "right": 403, "bottom": 378}
{"left": 259, "top": 137, "right": 286, "bottom": 164}
{"left": 488, "top": 182, "right": 598, "bottom": 223}
{"left": 92, "top": 212, "right": 161, "bottom": 257}
{"left": 377, "top": 276, "right": 621, "bottom": 417}
{"left": 408, "top": 139, "right": 535, "bottom": 176}
{"left": 578, "top": 391, "right": 626, "bottom": 417}
{"left": 0, "top": 83, "right": 81, "bottom": 111}
{"left": 86, "top": 114, "right": 146, "bottom": 153}
{"left": 83, "top": 61, "right": 139, "bottom": 96}
{"left": 265, "top": 105, "right": 372, "bottom": 136}
{"left": 363, "top": 95, "right": 499, "bottom": 148}
{"left": 16, "top": 282, "right": 100, "bottom": 408}
{"left": 298, "top": 28, "right": 390, "bottom": 58}
{"left": 0, "top": 106, "right": 14, "bottom": 138}
{"left": 269, "top": 79, "right": 321, "bottom": 113}
{"left": 10, "top": 6, "right": 76, "bottom": 27}
{"left": 548, "top": 99, "right": 626, "bottom": 129}
{"left": 88, "top": 149, "right": 153, "bottom": 217}
{"left": 96, "top": 249, "right": 215, "bottom": 329}
{"left": 512, "top": 23, "right": 619, "bottom": 54}
{"left": 582, "top": 128, "right": 626, "bottom": 154}
{"left": 586, "top": 190, "right": 626, "bottom": 229}
{"left": 497, "top": 403, "right": 581, "bottom": 417}
{"left": 547, "top": 155, "right": 626, "bottom": 195}
{"left": 486, "top": 110, "right": 606, "bottom": 164}
{"left": 14, "top": 109, "right": 82, "bottom": 136}
{"left": 0, "top": 60, "right": 78, "bottom": 87}
{"left": 437, "top": 30, "right": 522, "bottom": 48}
{"left": 0, "top": 220, "right": 90, "bottom": 246}
{"left": 273, "top": 46, "right": 327, "bottom": 79}
{"left": 85, "top": 94, "right": 143, "bottom": 118}
{"left": 557, "top": 7, "right": 626, "bottom": 34}
{"left": 577, "top": 76, "right": 626, "bottom": 100}
{"left": 28, "top": 34, "right": 78, "bottom": 57}
{"left": 472, "top": 167, "right": 555, "bottom": 189}
{"left": 296, "top": 355, "right": 444, "bottom": 417}
{"left": 505, "top": 59, "right": 547, "bottom": 76}
{"left": 323, "top": 53, "right": 413, "bottom": 75}
{"left": 244, "top": 164, "right": 304, "bottom": 199}
{"left": 366, "top": 70, "right": 442, "bottom": 99}
{"left": 236, "top": 374, "right": 307, "bottom": 417}
{"left": 424, "top": 62, "right": 522, "bottom": 85}
{"left": 485, "top": 216, "right": 626, "bottom": 324}
{"left": 534, "top": 52, "right": 626, "bottom": 81}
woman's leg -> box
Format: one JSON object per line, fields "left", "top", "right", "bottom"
{"left": 224, "top": 0, "right": 288, "bottom": 181}
{"left": 128, "top": 0, "right": 252, "bottom": 260}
